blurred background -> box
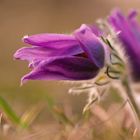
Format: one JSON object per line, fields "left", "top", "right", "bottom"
{"left": 0, "top": 0, "right": 140, "bottom": 139}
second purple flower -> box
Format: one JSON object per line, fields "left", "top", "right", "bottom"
{"left": 108, "top": 9, "right": 140, "bottom": 81}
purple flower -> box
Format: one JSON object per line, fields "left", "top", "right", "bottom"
{"left": 14, "top": 24, "right": 106, "bottom": 84}
{"left": 108, "top": 9, "right": 140, "bottom": 81}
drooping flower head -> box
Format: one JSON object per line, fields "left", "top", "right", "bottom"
{"left": 108, "top": 9, "right": 140, "bottom": 81}
{"left": 14, "top": 24, "right": 107, "bottom": 84}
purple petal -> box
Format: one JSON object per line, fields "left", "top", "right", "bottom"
{"left": 108, "top": 10, "right": 140, "bottom": 55}
{"left": 14, "top": 43, "right": 83, "bottom": 62}
{"left": 21, "top": 56, "right": 99, "bottom": 84}
{"left": 128, "top": 10, "right": 137, "bottom": 20}
{"left": 74, "top": 24, "right": 105, "bottom": 68}
{"left": 23, "top": 34, "right": 78, "bottom": 48}
{"left": 128, "top": 11, "right": 140, "bottom": 44}
{"left": 89, "top": 25, "right": 103, "bottom": 37}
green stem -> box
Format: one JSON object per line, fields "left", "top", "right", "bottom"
{"left": 122, "top": 77, "right": 140, "bottom": 121}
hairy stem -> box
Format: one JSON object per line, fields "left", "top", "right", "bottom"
{"left": 122, "top": 77, "right": 140, "bottom": 126}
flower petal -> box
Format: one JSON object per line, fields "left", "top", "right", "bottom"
{"left": 108, "top": 10, "right": 139, "bottom": 53}
{"left": 128, "top": 10, "right": 137, "bottom": 20}
{"left": 21, "top": 56, "right": 99, "bottom": 84}
{"left": 14, "top": 43, "right": 83, "bottom": 62}
{"left": 74, "top": 24, "right": 105, "bottom": 68}
{"left": 23, "top": 34, "right": 78, "bottom": 48}
{"left": 89, "top": 25, "right": 103, "bottom": 37}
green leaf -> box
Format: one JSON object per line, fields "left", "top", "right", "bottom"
{"left": 0, "top": 96, "right": 21, "bottom": 126}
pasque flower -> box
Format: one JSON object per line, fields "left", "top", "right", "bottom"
{"left": 108, "top": 9, "right": 140, "bottom": 81}
{"left": 14, "top": 24, "right": 107, "bottom": 84}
